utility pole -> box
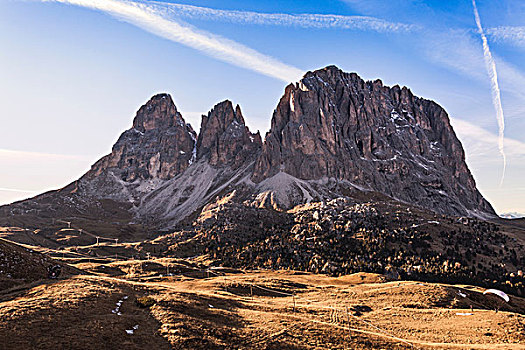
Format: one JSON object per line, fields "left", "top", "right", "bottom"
{"left": 346, "top": 306, "right": 351, "bottom": 342}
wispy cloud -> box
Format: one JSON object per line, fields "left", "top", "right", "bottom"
{"left": 40, "top": 0, "right": 304, "bottom": 82}
{"left": 472, "top": 0, "right": 506, "bottom": 186}
{"left": 0, "top": 149, "right": 92, "bottom": 205}
{"left": 450, "top": 118, "right": 525, "bottom": 161}
{"left": 487, "top": 26, "right": 525, "bottom": 49}
{"left": 422, "top": 29, "right": 486, "bottom": 81}
{"left": 0, "top": 187, "right": 38, "bottom": 194}
{"left": 0, "top": 148, "right": 89, "bottom": 160}
{"left": 418, "top": 28, "right": 525, "bottom": 112}
{"left": 451, "top": 118, "right": 525, "bottom": 214}
{"left": 0, "top": 188, "right": 39, "bottom": 206}
{"left": 148, "top": 1, "right": 416, "bottom": 33}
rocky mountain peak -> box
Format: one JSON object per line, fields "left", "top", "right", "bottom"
{"left": 132, "top": 93, "right": 185, "bottom": 133}
{"left": 86, "top": 93, "right": 196, "bottom": 183}
{"left": 253, "top": 66, "right": 495, "bottom": 217}
{"left": 196, "top": 100, "right": 261, "bottom": 168}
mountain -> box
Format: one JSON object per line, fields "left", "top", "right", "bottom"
{"left": 196, "top": 100, "right": 262, "bottom": 168}
{"left": 0, "top": 66, "right": 495, "bottom": 232}
{"left": 252, "top": 66, "right": 493, "bottom": 217}
{"left": 88, "top": 93, "right": 196, "bottom": 182}
{"left": 78, "top": 93, "right": 197, "bottom": 203}
{"left": 136, "top": 99, "right": 262, "bottom": 227}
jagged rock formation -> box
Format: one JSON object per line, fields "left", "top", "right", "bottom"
{"left": 252, "top": 66, "right": 494, "bottom": 217}
{"left": 0, "top": 66, "right": 496, "bottom": 232}
{"left": 87, "top": 93, "right": 196, "bottom": 182}
{"left": 134, "top": 100, "right": 261, "bottom": 227}
{"left": 196, "top": 100, "right": 262, "bottom": 168}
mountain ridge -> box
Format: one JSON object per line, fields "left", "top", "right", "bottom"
{"left": 0, "top": 65, "right": 496, "bottom": 231}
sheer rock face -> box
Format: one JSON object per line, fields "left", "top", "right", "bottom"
{"left": 86, "top": 94, "right": 196, "bottom": 182}
{"left": 252, "top": 66, "right": 495, "bottom": 217}
{"left": 196, "top": 100, "right": 262, "bottom": 168}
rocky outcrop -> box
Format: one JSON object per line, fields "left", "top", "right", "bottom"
{"left": 252, "top": 66, "right": 495, "bottom": 217}
{"left": 86, "top": 93, "right": 196, "bottom": 182}
{"left": 176, "top": 193, "right": 524, "bottom": 295}
{"left": 134, "top": 101, "right": 262, "bottom": 228}
{"left": 196, "top": 100, "right": 261, "bottom": 168}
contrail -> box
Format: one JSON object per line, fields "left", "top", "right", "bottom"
{"left": 40, "top": 0, "right": 303, "bottom": 83}
{"left": 147, "top": 1, "right": 416, "bottom": 33}
{"left": 472, "top": 0, "right": 506, "bottom": 186}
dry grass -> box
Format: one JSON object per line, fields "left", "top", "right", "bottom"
{"left": 0, "top": 264, "right": 523, "bottom": 349}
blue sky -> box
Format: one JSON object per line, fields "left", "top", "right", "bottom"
{"left": 0, "top": 0, "right": 524, "bottom": 214}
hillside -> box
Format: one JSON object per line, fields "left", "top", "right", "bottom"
{"left": 0, "top": 264, "right": 524, "bottom": 349}
{"left": 1, "top": 190, "right": 524, "bottom": 298}
{"left": 0, "top": 236, "right": 80, "bottom": 292}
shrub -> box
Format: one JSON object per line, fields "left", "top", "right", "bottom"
{"left": 136, "top": 296, "right": 156, "bottom": 308}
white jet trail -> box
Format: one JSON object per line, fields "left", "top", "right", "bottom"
{"left": 472, "top": 0, "right": 506, "bottom": 186}
{"left": 147, "top": 1, "right": 415, "bottom": 33}
{"left": 40, "top": 0, "right": 303, "bottom": 83}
